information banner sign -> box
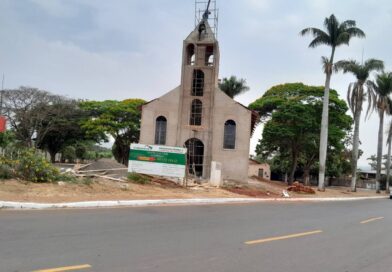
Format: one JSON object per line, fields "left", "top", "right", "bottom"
{"left": 128, "top": 144, "right": 187, "bottom": 178}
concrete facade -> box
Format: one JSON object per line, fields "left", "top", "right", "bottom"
{"left": 248, "top": 159, "right": 271, "bottom": 180}
{"left": 139, "top": 20, "right": 254, "bottom": 181}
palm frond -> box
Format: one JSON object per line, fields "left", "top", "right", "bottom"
{"left": 335, "top": 59, "right": 359, "bottom": 74}
{"left": 341, "top": 20, "right": 356, "bottom": 28}
{"left": 365, "top": 81, "right": 377, "bottom": 119}
{"left": 308, "top": 35, "right": 331, "bottom": 48}
{"left": 364, "top": 59, "right": 384, "bottom": 72}
{"left": 321, "top": 56, "right": 330, "bottom": 73}
{"left": 345, "top": 27, "right": 366, "bottom": 39}
{"left": 347, "top": 82, "right": 355, "bottom": 113}
{"left": 387, "top": 121, "right": 392, "bottom": 144}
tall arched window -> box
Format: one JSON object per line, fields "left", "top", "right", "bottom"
{"left": 190, "top": 99, "right": 202, "bottom": 126}
{"left": 192, "top": 70, "right": 204, "bottom": 96}
{"left": 155, "top": 116, "right": 167, "bottom": 145}
{"left": 187, "top": 44, "right": 195, "bottom": 65}
{"left": 223, "top": 120, "right": 236, "bottom": 149}
{"left": 205, "top": 45, "right": 214, "bottom": 66}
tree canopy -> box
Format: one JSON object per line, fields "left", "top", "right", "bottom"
{"left": 80, "top": 99, "right": 146, "bottom": 165}
{"left": 249, "top": 83, "right": 352, "bottom": 184}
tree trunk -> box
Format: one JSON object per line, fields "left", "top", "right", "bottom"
{"left": 288, "top": 151, "right": 298, "bottom": 185}
{"left": 386, "top": 140, "right": 391, "bottom": 194}
{"left": 351, "top": 99, "right": 363, "bottom": 192}
{"left": 318, "top": 47, "right": 335, "bottom": 192}
{"left": 375, "top": 110, "right": 384, "bottom": 193}
{"left": 49, "top": 151, "right": 56, "bottom": 164}
{"left": 303, "top": 167, "right": 310, "bottom": 186}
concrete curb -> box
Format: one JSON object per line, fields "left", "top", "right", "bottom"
{"left": 0, "top": 196, "right": 388, "bottom": 210}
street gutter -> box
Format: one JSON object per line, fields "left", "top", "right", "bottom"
{"left": 0, "top": 196, "right": 388, "bottom": 210}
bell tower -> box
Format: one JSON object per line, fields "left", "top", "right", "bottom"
{"left": 176, "top": 0, "right": 220, "bottom": 178}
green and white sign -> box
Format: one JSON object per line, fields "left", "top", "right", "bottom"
{"left": 128, "top": 144, "right": 187, "bottom": 178}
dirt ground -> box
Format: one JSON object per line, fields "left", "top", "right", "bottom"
{"left": 245, "top": 178, "right": 387, "bottom": 198}
{"left": 0, "top": 177, "right": 386, "bottom": 203}
{"left": 0, "top": 178, "right": 241, "bottom": 203}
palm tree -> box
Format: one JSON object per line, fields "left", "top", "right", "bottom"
{"left": 219, "top": 76, "right": 249, "bottom": 98}
{"left": 370, "top": 72, "right": 392, "bottom": 193}
{"left": 335, "top": 59, "right": 384, "bottom": 192}
{"left": 300, "top": 14, "right": 365, "bottom": 191}
{"left": 386, "top": 121, "right": 392, "bottom": 193}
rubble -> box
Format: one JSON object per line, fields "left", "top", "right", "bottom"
{"left": 71, "top": 159, "right": 128, "bottom": 182}
{"left": 287, "top": 181, "right": 316, "bottom": 194}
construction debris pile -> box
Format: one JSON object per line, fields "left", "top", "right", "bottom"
{"left": 287, "top": 182, "right": 316, "bottom": 194}
{"left": 66, "top": 159, "right": 128, "bottom": 182}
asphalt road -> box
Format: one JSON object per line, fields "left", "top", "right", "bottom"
{"left": 1, "top": 200, "right": 391, "bottom": 272}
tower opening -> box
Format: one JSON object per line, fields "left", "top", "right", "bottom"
{"left": 187, "top": 44, "right": 195, "bottom": 66}
{"left": 192, "top": 70, "right": 204, "bottom": 96}
{"left": 205, "top": 45, "right": 214, "bottom": 66}
{"left": 185, "top": 138, "right": 204, "bottom": 177}
{"left": 190, "top": 99, "right": 202, "bottom": 126}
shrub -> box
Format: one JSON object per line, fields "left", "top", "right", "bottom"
{"left": 0, "top": 165, "right": 13, "bottom": 179}
{"left": 127, "top": 172, "right": 150, "bottom": 184}
{"left": 15, "top": 149, "right": 60, "bottom": 182}
{"left": 0, "top": 156, "right": 16, "bottom": 179}
{"left": 61, "top": 146, "right": 76, "bottom": 163}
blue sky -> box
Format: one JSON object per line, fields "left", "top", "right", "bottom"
{"left": 1, "top": 0, "right": 391, "bottom": 169}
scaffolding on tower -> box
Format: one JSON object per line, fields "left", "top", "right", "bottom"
{"left": 194, "top": 0, "right": 218, "bottom": 39}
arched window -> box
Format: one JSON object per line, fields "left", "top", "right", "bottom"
{"left": 205, "top": 45, "right": 214, "bottom": 66}
{"left": 223, "top": 120, "right": 236, "bottom": 149}
{"left": 190, "top": 99, "right": 202, "bottom": 126}
{"left": 187, "top": 44, "right": 195, "bottom": 66}
{"left": 155, "top": 116, "right": 167, "bottom": 145}
{"left": 192, "top": 70, "right": 204, "bottom": 96}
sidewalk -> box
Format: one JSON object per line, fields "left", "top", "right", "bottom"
{"left": 0, "top": 196, "right": 388, "bottom": 210}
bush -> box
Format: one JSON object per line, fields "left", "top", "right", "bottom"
{"left": 15, "top": 149, "right": 60, "bottom": 182}
{"left": 61, "top": 146, "right": 76, "bottom": 163}
{"left": 0, "top": 156, "right": 16, "bottom": 179}
{"left": 0, "top": 165, "right": 13, "bottom": 179}
{"left": 127, "top": 172, "right": 150, "bottom": 184}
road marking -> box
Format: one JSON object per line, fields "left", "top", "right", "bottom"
{"left": 360, "top": 217, "right": 384, "bottom": 224}
{"left": 32, "top": 264, "right": 91, "bottom": 272}
{"left": 245, "top": 230, "right": 323, "bottom": 245}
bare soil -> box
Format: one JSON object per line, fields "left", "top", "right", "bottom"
{"left": 0, "top": 177, "right": 385, "bottom": 203}
{"left": 244, "top": 178, "right": 386, "bottom": 198}
{"left": 0, "top": 178, "right": 241, "bottom": 203}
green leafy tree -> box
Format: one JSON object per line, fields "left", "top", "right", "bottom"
{"left": 80, "top": 99, "right": 145, "bottom": 165}
{"left": 35, "top": 99, "right": 94, "bottom": 163}
{"left": 250, "top": 83, "right": 352, "bottom": 185}
{"left": 335, "top": 58, "right": 384, "bottom": 192}
{"left": 300, "top": 14, "right": 365, "bottom": 191}
{"left": 219, "top": 76, "right": 250, "bottom": 98}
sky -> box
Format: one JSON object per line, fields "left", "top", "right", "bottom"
{"left": 1, "top": 0, "right": 392, "bottom": 170}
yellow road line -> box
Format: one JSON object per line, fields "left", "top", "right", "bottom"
{"left": 360, "top": 217, "right": 384, "bottom": 224}
{"left": 245, "top": 230, "right": 323, "bottom": 245}
{"left": 32, "top": 264, "right": 91, "bottom": 272}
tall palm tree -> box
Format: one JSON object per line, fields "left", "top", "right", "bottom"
{"left": 370, "top": 72, "right": 392, "bottom": 193}
{"left": 300, "top": 14, "right": 365, "bottom": 191}
{"left": 335, "top": 59, "right": 384, "bottom": 192}
{"left": 386, "top": 121, "right": 392, "bottom": 193}
{"left": 219, "top": 76, "right": 249, "bottom": 98}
